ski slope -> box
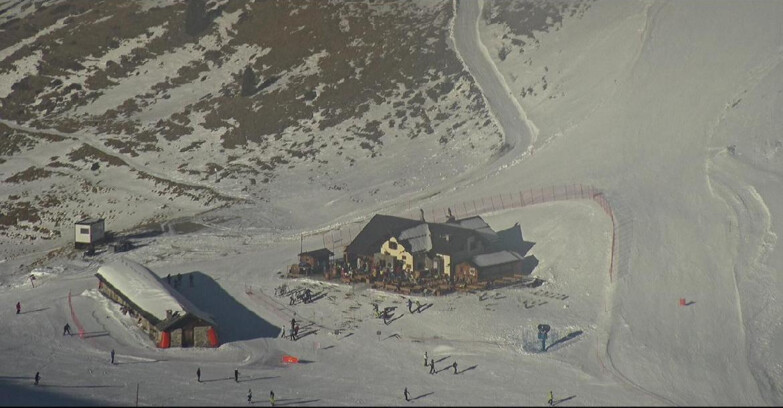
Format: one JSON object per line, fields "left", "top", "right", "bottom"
{"left": 3, "top": 0, "right": 783, "bottom": 405}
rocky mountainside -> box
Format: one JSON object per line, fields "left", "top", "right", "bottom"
{"left": 0, "top": 0, "right": 504, "bottom": 258}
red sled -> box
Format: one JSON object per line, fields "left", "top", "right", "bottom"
{"left": 282, "top": 355, "right": 299, "bottom": 364}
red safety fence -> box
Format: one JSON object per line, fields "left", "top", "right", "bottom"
{"left": 320, "top": 184, "right": 619, "bottom": 283}
{"left": 67, "top": 290, "right": 87, "bottom": 339}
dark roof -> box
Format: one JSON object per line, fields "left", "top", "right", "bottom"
{"left": 157, "top": 313, "right": 212, "bottom": 331}
{"left": 299, "top": 248, "right": 334, "bottom": 258}
{"left": 427, "top": 222, "right": 489, "bottom": 254}
{"left": 76, "top": 218, "right": 104, "bottom": 225}
{"left": 495, "top": 223, "right": 525, "bottom": 252}
{"left": 345, "top": 214, "right": 423, "bottom": 256}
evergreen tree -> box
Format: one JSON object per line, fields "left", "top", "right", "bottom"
{"left": 241, "top": 66, "right": 257, "bottom": 97}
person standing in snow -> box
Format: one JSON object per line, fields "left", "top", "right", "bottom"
{"left": 16, "top": 301, "right": 21, "bottom": 314}
{"left": 415, "top": 300, "right": 421, "bottom": 313}
{"left": 34, "top": 372, "right": 40, "bottom": 385}
{"left": 292, "top": 324, "right": 299, "bottom": 341}
{"left": 110, "top": 349, "right": 115, "bottom": 364}
{"left": 280, "top": 326, "right": 286, "bottom": 338}
{"left": 247, "top": 389, "right": 252, "bottom": 404}
{"left": 407, "top": 299, "right": 413, "bottom": 313}
{"left": 289, "top": 295, "right": 295, "bottom": 305}
{"left": 404, "top": 387, "right": 410, "bottom": 401}
{"left": 234, "top": 369, "right": 239, "bottom": 382}
{"left": 424, "top": 351, "right": 428, "bottom": 366}
{"left": 269, "top": 390, "right": 275, "bottom": 406}
{"left": 197, "top": 367, "right": 201, "bottom": 382}
{"left": 548, "top": 390, "right": 554, "bottom": 406}
{"left": 63, "top": 323, "right": 71, "bottom": 336}
{"left": 452, "top": 361, "right": 458, "bottom": 374}
{"left": 429, "top": 359, "right": 435, "bottom": 374}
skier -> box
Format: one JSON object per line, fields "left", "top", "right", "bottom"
{"left": 407, "top": 299, "right": 413, "bottom": 313}
{"left": 110, "top": 349, "right": 115, "bottom": 364}
{"left": 235, "top": 369, "right": 239, "bottom": 382}
{"left": 197, "top": 367, "right": 201, "bottom": 382}
{"left": 63, "top": 323, "right": 71, "bottom": 336}
{"left": 424, "top": 351, "right": 428, "bottom": 366}
{"left": 453, "top": 361, "right": 458, "bottom": 374}
{"left": 289, "top": 295, "right": 295, "bottom": 305}
{"left": 292, "top": 324, "right": 300, "bottom": 341}
{"left": 291, "top": 318, "right": 296, "bottom": 332}
{"left": 34, "top": 372, "right": 40, "bottom": 385}
{"left": 548, "top": 390, "right": 554, "bottom": 407}
{"left": 247, "top": 389, "right": 252, "bottom": 404}
{"left": 415, "top": 300, "right": 421, "bottom": 313}
{"left": 429, "top": 359, "right": 435, "bottom": 374}
{"left": 269, "top": 390, "right": 275, "bottom": 406}
{"left": 16, "top": 301, "right": 21, "bottom": 314}
{"left": 280, "top": 326, "right": 286, "bottom": 338}
{"left": 404, "top": 387, "right": 410, "bottom": 402}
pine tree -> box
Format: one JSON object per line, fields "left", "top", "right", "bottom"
{"left": 241, "top": 66, "right": 257, "bottom": 97}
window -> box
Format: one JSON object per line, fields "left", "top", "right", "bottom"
{"left": 388, "top": 241, "right": 398, "bottom": 250}
{"left": 80, "top": 227, "right": 90, "bottom": 234}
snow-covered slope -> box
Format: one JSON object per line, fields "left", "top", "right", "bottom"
{"left": 3, "top": 0, "right": 783, "bottom": 406}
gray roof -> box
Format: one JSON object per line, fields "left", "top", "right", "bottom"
{"left": 471, "top": 250, "right": 523, "bottom": 267}
{"left": 344, "top": 214, "right": 423, "bottom": 256}
{"left": 398, "top": 224, "right": 432, "bottom": 253}
{"left": 76, "top": 218, "right": 104, "bottom": 225}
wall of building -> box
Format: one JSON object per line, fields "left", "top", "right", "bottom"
{"left": 455, "top": 263, "right": 478, "bottom": 284}
{"left": 194, "top": 326, "right": 211, "bottom": 347}
{"left": 171, "top": 328, "right": 183, "bottom": 347}
{"left": 479, "top": 261, "right": 523, "bottom": 281}
{"left": 380, "top": 237, "right": 413, "bottom": 271}
{"left": 98, "top": 281, "right": 158, "bottom": 343}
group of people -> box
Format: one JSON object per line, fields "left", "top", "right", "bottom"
{"left": 195, "top": 367, "right": 275, "bottom": 405}
{"left": 423, "top": 351, "right": 458, "bottom": 375}
{"left": 166, "top": 273, "right": 193, "bottom": 288}
{"left": 289, "top": 288, "right": 314, "bottom": 305}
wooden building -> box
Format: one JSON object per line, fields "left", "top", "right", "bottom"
{"left": 298, "top": 248, "right": 334, "bottom": 273}
{"left": 344, "top": 213, "right": 527, "bottom": 281}
{"left": 454, "top": 250, "right": 524, "bottom": 284}
{"left": 95, "top": 258, "right": 218, "bottom": 348}
{"left": 74, "top": 218, "right": 105, "bottom": 248}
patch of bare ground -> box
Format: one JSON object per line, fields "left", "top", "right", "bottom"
{"left": 485, "top": 0, "right": 592, "bottom": 65}
{"left": 134, "top": 170, "right": 239, "bottom": 206}
{"left": 0, "top": 1, "right": 193, "bottom": 121}
{"left": 200, "top": 1, "right": 470, "bottom": 151}
{"left": 4, "top": 166, "right": 63, "bottom": 183}
{"left": 67, "top": 143, "right": 128, "bottom": 167}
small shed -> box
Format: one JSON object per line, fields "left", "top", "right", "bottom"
{"left": 95, "top": 258, "right": 218, "bottom": 348}
{"left": 298, "top": 248, "right": 334, "bottom": 273}
{"left": 454, "top": 250, "right": 524, "bottom": 284}
{"left": 74, "top": 218, "right": 105, "bottom": 248}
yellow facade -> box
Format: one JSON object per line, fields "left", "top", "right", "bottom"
{"left": 380, "top": 237, "right": 413, "bottom": 271}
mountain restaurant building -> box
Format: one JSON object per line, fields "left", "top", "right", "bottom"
{"left": 95, "top": 258, "right": 218, "bottom": 348}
